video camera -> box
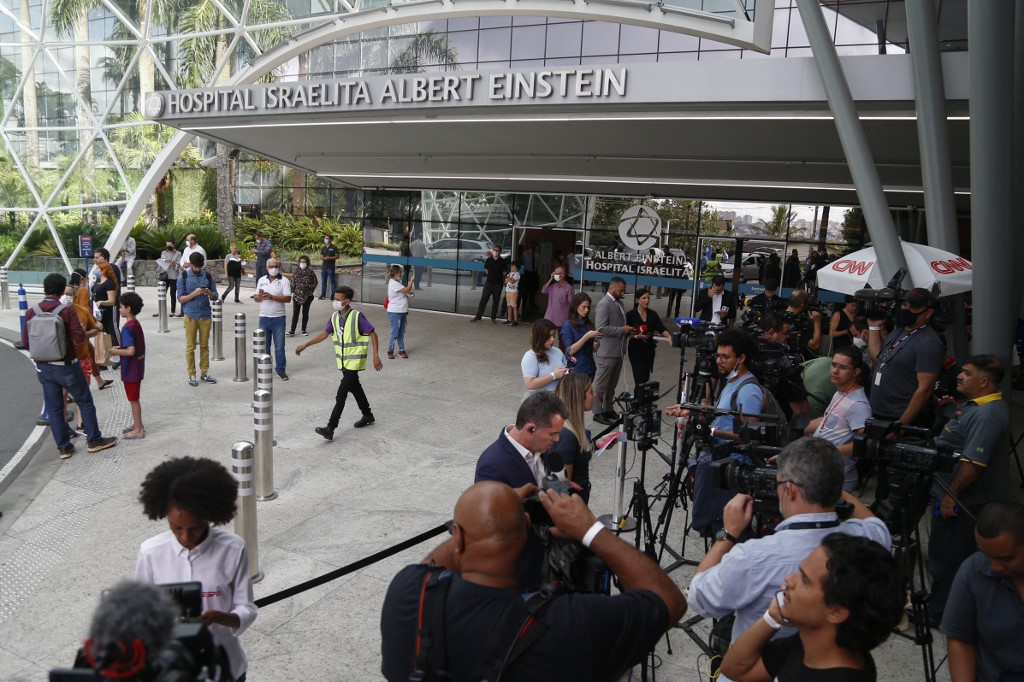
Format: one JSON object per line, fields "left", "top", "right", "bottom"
{"left": 616, "top": 381, "right": 662, "bottom": 449}
{"left": 749, "top": 339, "right": 803, "bottom": 381}
{"left": 851, "top": 420, "right": 958, "bottom": 475}
{"left": 671, "top": 319, "right": 722, "bottom": 355}
{"left": 713, "top": 458, "right": 781, "bottom": 501}
{"left": 854, "top": 268, "right": 908, "bottom": 321}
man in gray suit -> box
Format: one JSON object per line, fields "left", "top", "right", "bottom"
{"left": 593, "top": 276, "right": 634, "bottom": 425}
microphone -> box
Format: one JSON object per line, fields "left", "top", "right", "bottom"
{"left": 675, "top": 317, "right": 702, "bottom": 327}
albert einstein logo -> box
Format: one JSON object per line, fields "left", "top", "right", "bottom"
{"left": 618, "top": 205, "right": 661, "bottom": 251}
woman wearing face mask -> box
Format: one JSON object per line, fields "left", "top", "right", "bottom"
{"left": 287, "top": 255, "right": 318, "bottom": 337}
{"left": 385, "top": 264, "right": 415, "bottom": 359}
{"left": 626, "top": 288, "right": 672, "bottom": 389}
{"left": 222, "top": 243, "right": 244, "bottom": 304}
{"left": 560, "top": 292, "right": 602, "bottom": 379}
{"left": 522, "top": 319, "right": 569, "bottom": 399}
{"left": 542, "top": 265, "right": 574, "bottom": 329}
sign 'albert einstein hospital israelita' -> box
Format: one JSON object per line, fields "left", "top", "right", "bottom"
{"left": 145, "top": 67, "right": 629, "bottom": 120}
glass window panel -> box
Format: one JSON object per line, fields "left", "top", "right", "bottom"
{"left": 446, "top": 31, "right": 479, "bottom": 65}
{"left": 658, "top": 51, "right": 699, "bottom": 63}
{"left": 334, "top": 42, "right": 360, "bottom": 73}
{"left": 510, "top": 59, "right": 545, "bottom": 68}
{"left": 787, "top": 7, "right": 810, "bottom": 47}
{"left": 448, "top": 17, "right": 479, "bottom": 32}
{"left": 698, "top": 49, "right": 742, "bottom": 61}
{"left": 618, "top": 53, "right": 656, "bottom": 63}
{"left": 513, "top": 16, "right": 546, "bottom": 26}
{"left": 772, "top": 7, "right": 791, "bottom": 48}
{"left": 836, "top": 44, "right": 884, "bottom": 56}
{"left": 388, "top": 36, "right": 415, "bottom": 64}
{"left": 478, "top": 27, "right": 512, "bottom": 62}
{"left": 511, "top": 26, "right": 546, "bottom": 61}
{"left": 546, "top": 56, "right": 581, "bottom": 66}
{"left": 619, "top": 24, "right": 658, "bottom": 54}
{"left": 480, "top": 16, "right": 512, "bottom": 28}
{"left": 785, "top": 46, "right": 813, "bottom": 57}
{"left": 659, "top": 30, "right": 700, "bottom": 52}
{"left": 835, "top": 3, "right": 884, "bottom": 45}
{"left": 545, "top": 22, "right": 583, "bottom": 59}
{"left": 582, "top": 21, "right": 620, "bottom": 57}
{"left": 418, "top": 20, "right": 448, "bottom": 32}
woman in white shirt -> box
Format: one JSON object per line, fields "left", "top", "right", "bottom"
{"left": 522, "top": 318, "right": 569, "bottom": 399}
{"left": 386, "top": 264, "right": 415, "bottom": 359}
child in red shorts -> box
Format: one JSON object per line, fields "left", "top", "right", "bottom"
{"left": 110, "top": 292, "right": 146, "bottom": 439}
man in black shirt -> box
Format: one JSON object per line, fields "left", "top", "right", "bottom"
{"left": 319, "top": 234, "right": 340, "bottom": 299}
{"left": 748, "top": 278, "right": 787, "bottom": 319}
{"left": 720, "top": 534, "right": 903, "bottom": 682}
{"left": 380, "top": 481, "right": 686, "bottom": 681}
{"left": 471, "top": 244, "right": 507, "bottom": 323}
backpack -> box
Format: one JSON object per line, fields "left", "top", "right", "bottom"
{"left": 28, "top": 303, "right": 68, "bottom": 362}
{"left": 729, "top": 373, "right": 787, "bottom": 427}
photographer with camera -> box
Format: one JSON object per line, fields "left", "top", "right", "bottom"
{"left": 866, "top": 287, "right": 944, "bottom": 428}
{"left": 720, "top": 534, "right": 904, "bottom": 682}
{"left": 747, "top": 278, "right": 787, "bottom": 318}
{"left": 783, "top": 291, "right": 823, "bottom": 361}
{"left": 805, "top": 348, "right": 871, "bottom": 492}
{"left": 755, "top": 313, "right": 810, "bottom": 417}
{"left": 687, "top": 438, "right": 890, "bottom": 681}
{"left": 926, "top": 355, "right": 1011, "bottom": 625}
{"left": 380, "top": 481, "right": 687, "bottom": 681}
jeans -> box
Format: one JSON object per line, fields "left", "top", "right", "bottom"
{"left": 290, "top": 295, "right": 314, "bottom": 333}
{"left": 222, "top": 276, "right": 242, "bottom": 302}
{"left": 321, "top": 267, "right": 337, "bottom": 298}
{"left": 387, "top": 311, "right": 407, "bottom": 353}
{"left": 37, "top": 361, "right": 102, "bottom": 448}
{"left": 327, "top": 368, "right": 371, "bottom": 429}
{"left": 183, "top": 316, "right": 212, "bottom": 377}
{"left": 259, "top": 315, "right": 286, "bottom": 373}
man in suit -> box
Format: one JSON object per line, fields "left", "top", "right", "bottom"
{"left": 694, "top": 275, "right": 736, "bottom": 328}
{"left": 475, "top": 392, "right": 569, "bottom": 488}
{"left": 593, "top": 276, "right": 634, "bottom": 426}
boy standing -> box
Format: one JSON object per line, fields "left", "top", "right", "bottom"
{"left": 504, "top": 261, "right": 521, "bottom": 326}
{"left": 110, "top": 292, "right": 146, "bottom": 439}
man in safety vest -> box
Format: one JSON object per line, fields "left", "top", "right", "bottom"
{"left": 295, "top": 285, "right": 383, "bottom": 441}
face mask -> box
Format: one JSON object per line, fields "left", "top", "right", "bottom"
{"left": 332, "top": 300, "right": 346, "bottom": 312}
{"left": 166, "top": 245, "right": 174, "bottom": 251}
{"left": 324, "top": 239, "right": 330, "bottom": 245}
{"left": 268, "top": 267, "right": 280, "bottom": 277}
{"left": 553, "top": 274, "right": 561, "bottom": 282}
{"left": 299, "top": 262, "right": 308, "bottom": 270}
{"left": 852, "top": 336, "right": 867, "bottom": 349}
{"left": 60, "top": 295, "right": 73, "bottom": 306}
{"left": 896, "top": 308, "right": 920, "bottom": 327}
{"left": 724, "top": 367, "right": 740, "bottom": 381}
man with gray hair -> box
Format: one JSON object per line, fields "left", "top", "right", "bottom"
{"left": 255, "top": 255, "right": 292, "bottom": 380}
{"left": 687, "top": 437, "right": 891, "bottom": 682}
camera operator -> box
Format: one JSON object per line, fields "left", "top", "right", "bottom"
{"left": 941, "top": 500, "right": 1024, "bottom": 682}
{"left": 866, "top": 287, "right": 944, "bottom": 428}
{"left": 756, "top": 313, "right": 810, "bottom": 417}
{"left": 720, "top": 534, "right": 904, "bottom": 682}
{"left": 926, "top": 355, "right": 1011, "bottom": 624}
{"left": 379, "top": 481, "right": 687, "bottom": 681}
{"left": 782, "top": 291, "right": 823, "bottom": 361}
{"left": 805, "top": 348, "right": 871, "bottom": 492}
{"left": 747, "top": 278, "right": 787, "bottom": 318}
{"left": 687, "top": 438, "right": 890, "bottom": 681}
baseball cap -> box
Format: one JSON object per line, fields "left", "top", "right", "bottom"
{"left": 902, "top": 287, "right": 936, "bottom": 309}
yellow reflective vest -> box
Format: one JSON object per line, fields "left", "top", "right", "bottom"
{"left": 331, "top": 309, "right": 369, "bottom": 370}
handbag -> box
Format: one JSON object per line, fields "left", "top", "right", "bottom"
{"left": 93, "top": 332, "right": 114, "bottom": 366}
{"left": 384, "top": 297, "right": 389, "bottom": 310}
{"left": 157, "top": 270, "right": 169, "bottom": 282}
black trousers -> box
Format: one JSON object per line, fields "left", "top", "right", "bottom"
{"left": 327, "top": 368, "right": 371, "bottom": 429}
{"left": 222, "top": 276, "right": 242, "bottom": 302}
{"left": 290, "top": 294, "right": 314, "bottom": 333}
{"left": 475, "top": 282, "right": 503, "bottom": 320}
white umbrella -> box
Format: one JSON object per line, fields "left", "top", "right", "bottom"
{"left": 816, "top": 241, "right": 972, "bottom": 296}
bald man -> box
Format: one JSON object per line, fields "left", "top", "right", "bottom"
{"left": 380, "top": 481, "right": 686, "bottom": 681}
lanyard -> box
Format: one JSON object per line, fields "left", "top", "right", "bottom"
{"left": 879, "top": 326, "right": 922, "bottom": 367}
{"left": 782, "top": 519, "right": 841, "bottom": 532}
{"left": 818, "top": 389, "right": 853, "bottom": 432}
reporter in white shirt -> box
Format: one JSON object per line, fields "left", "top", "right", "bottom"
{"left": 135, "top": 457, "right": 257, "bottom": 682}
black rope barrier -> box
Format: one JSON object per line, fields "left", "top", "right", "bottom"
{"left": 254, "top": 523, "right": 448, "bottom": 608}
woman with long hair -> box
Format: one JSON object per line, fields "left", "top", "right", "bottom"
{"left": 93, "top": 261, "right": 120, "bottom": 345}
{"left": 386, "top": 264, "right": 415, "bottom": 358}
{"left": 551, "top": 372, "right": 596, "bottom": 502}
{"left": 829, "top": 296, "right": 858, "bottom": 352}
{"left": 560, "top": 292, "right": 603, "bottom": 379}
{"left": 287, "top": 255, "right": 318, "bottom": 337}
{"left": 521, "top": 318, "right": 568, "bottom": 397}
{"left": 626, "top": 288, "right": 671, "bottom": 389}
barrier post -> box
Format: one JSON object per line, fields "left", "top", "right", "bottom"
{"left": 251, "top": 328, "right": 266, "bottom": 392}
{"left": 157, "top": 281, "right": 169, "bottom": 333}
{"left": 125, "top": 273, "right": 135, "bottom": 294}
{"left": 253, "top": 388, "right": 277, "bottom": 501}
{"left": 233, "top": 313, "right": 248, "bottom": 382}
{"left": 211, "top": 299, "right": 224, "bottom": 361}
{"left": 232, "top": 441, "right": 263, "bottom": 583}
{"left": 16, "top": 283, "right": 27, "bottom": 349}
{"left": 0, "top": 266, "right": 9, "bottom": 309}
{"left": 597, "top": 433, "right": 637, "bottom": 532}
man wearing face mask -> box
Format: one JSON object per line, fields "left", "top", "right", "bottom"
{"left": 156, "top": 240, "right": 182, "bottom": 316}
{"left": 296, "top": 286, "right": 383, "bottom": 439}
{"left": 320, "top": 234, "right": 340, "bottom": 299}
{"left": 471, "top": 244, "right": 508, "bottom": 323}
{"left": 178, "top": 252, "right": 219, "bottom": 387}
{"left": 254, "top": 257, "right": 292, "bottom": 380}
{"left": 866, "top": 287, "right": 944, "bottom": 427}
{"left": 254, "top": 232, "right": 272, "bottom": 284}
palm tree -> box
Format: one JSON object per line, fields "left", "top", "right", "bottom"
{"left": 18, "top": 0, "right": 40, "bottom": 167}
{"left": 50, "top": 0, "right": 99, "bottom": 176}
{"left": 386, "top": 31, "right": 458, "bottom": 74}
{"left": 756, "top": 204, "right": 797, "bottom": 238}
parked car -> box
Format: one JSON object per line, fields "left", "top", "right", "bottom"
{"left": 425, "top": 238, "right": 493, "bottom": 263}
{"left": 721, "top": 251, "right": 771, "bottom": 282}
{"left": 667, "top": 249, "right": 695, "bottom": 279}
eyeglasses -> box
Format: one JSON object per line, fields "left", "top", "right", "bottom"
{"left": 830, "top": 362, "right": 853, "bottom": 371}
{"left": 714, "top": 354, "right": 736, "bottom": 361}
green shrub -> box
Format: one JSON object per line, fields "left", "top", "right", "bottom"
{"left": 336, "top": 223, "right": 363, "bottom": 258}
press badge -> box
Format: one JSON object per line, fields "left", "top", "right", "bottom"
{"left": 874, "top": 369, "right": 883, "bottom": 386}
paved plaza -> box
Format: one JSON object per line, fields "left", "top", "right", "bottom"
{"left": 0, "top": 281, "right": 1021, "bottom": 681}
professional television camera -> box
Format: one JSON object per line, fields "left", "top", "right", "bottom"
{"left": 749, "top": 339, "right": 804, "bottom": 382}
{"left": 615, "top": 380, "right": 662, "bottom": 450}
{"left": 672, "top": 320, "right": 724, "bottom": 404}
{"left": 522, "top": 475, "right": 611, "bottom": 594}
{"left": 854, "top": 268, "right": 908, "bottom": 322}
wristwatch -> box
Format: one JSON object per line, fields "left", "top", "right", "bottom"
{"left": 715, "top": 528, "right": 740, "bottom": 545}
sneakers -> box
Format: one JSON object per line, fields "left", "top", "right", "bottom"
{"left": 315, "top": 426, "right": 334, "bottom": 441}
{"left": 398, "top": 351, "right": 409, "bottom": 359}
{"left": 387, "top": 351, "right": 395, "bottom": 360}
{"left": 87, "top": 436, "right": 117, "bottom": 453}
{"left": 59, "top": 444, "right": 75, "bottom": 459}
{"left": 286, "top": 331, "right": 295, "bottom": 337}
{"left": 277, "top": 371, "right": 289, "bottom": 381}
{"left": 302, "top": 331, "right": 309, "bottom": 336}
{"left": 353, "top": 414, "right": 375, "bottom": 428}
{"left": 201, "top": 374, "right": 217, "bottom": 384}
{"left": 188, "top": 376, "right": 199, "bottom": 387}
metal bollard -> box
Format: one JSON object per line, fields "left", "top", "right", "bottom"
{"left": 15, "top": 283, "right": 27, "bottom": 348}
{"left": 251, "top": 328, "right": 266, "bottom": 393}
{"left": 125, "top": 273, "right": 135, "bottom": 294}
{"left": 211, "top": 299, "right": 224, "bottom": 361}
{"left": 253, "top": 388, "right": 277, "bottom": 501}
{"left": 233, "top": 313, "right": 248, "bottom": 382}
{"left": 157, "top": 281, "right": 169, "bottom": 333}
{"left": 1, "top": 266, "right": 9, "bottom": 309}
{"left": 232, "top": 441, "right": 263, "bottom": 583}
{"left": 255, "top": 354, "right": 277, "bottom": 446}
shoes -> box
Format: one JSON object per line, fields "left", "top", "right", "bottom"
{"left": 110, "top": 362, "right": 120, "bottom": 370}
{"left": 235, "top": 299, "right": 241, "bottom": 303}
{"left": 87, "top": 436, "right": 117, "bottom": 453}
{"left": 471, "top": 316, "right": 481, "bottom": 322}
{"left": 201, "top": 374, "right": 217, "bottom": 384}
{"left": 302, "top": 331, "right": 309, "bottom": 336}
{"left": 122, "top": 426, "right": 136, "bottom": 434}
{"left": 59, "top": 444, "right": 75, "bottom": 459}
{"left": 315, "top": 426, "right": 334, "bottom": 441}
{"left": 152, "top": 313, "right": 159, "bottom": 317}
{"left": 387, "top": 352, "right": 395, "bottom": 359}
{"left": 511, "top": 321, "right": 519, "bottom": 327}
{"left": 502, "top": 320, "right": 512, "bottom": 325}
{"left": 491, "top": 319, "right": 498, "bottom": 324}
{"left": 286, "top": 331, "right": 295, "bottom": 337}
{"left": 123, "top": 433, "right": 145, "bottom": 440}
{"left": 277, "top": 371, "right": 289, "bottom": 381}
{"left": 188, "top": 376, "right": 198, "bottom": 387}
{"left": 97, "top": 379, "right": 114, "bottom": 390}
{"left": 398, "top": 351, "right": 409, "bottom": 359}
{"left": 69, "top": 429, "right": 82, "bottom": 439}
{"left": 174, "top": 313, "right": 184, "bottom": 318}
{"left": 318, "top": 296, "right": 326, "bottom": 300}
{"left": 593, "top": 413, "right": 618, "bottom": 426}
{"left": 353, "top": 414, "right": 375, "bottom": 428}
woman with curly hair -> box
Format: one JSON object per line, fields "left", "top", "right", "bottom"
{"left": 135, "top": 457, "right": 257, "bottom": 681}
{"left": 287, "top": 254, "right": 318, "bottom": 337}
{"left": 551, "top": 372, "right": 596, "bottom": 502}
{"left": 560, "top": 292, "right": 603, "bottom": 379}
{"left": 521, "top": 318, "right": 568, "bottom": 398}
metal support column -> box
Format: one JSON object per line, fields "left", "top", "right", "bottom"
{"left": 968, "top": 0, "right": 1015, "bottom": 373}
{"left": 232, "top": 441, "right": 263, "bottom": 583}
{"left": 795, "top": 0, "right": 911, "bottom": 285}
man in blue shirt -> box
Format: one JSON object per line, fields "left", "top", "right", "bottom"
{"left": 687, "top": 437, "right": 890, "bottom": 682}
{"left": 178, "top": 252, "right": 219, "bottom": 387}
